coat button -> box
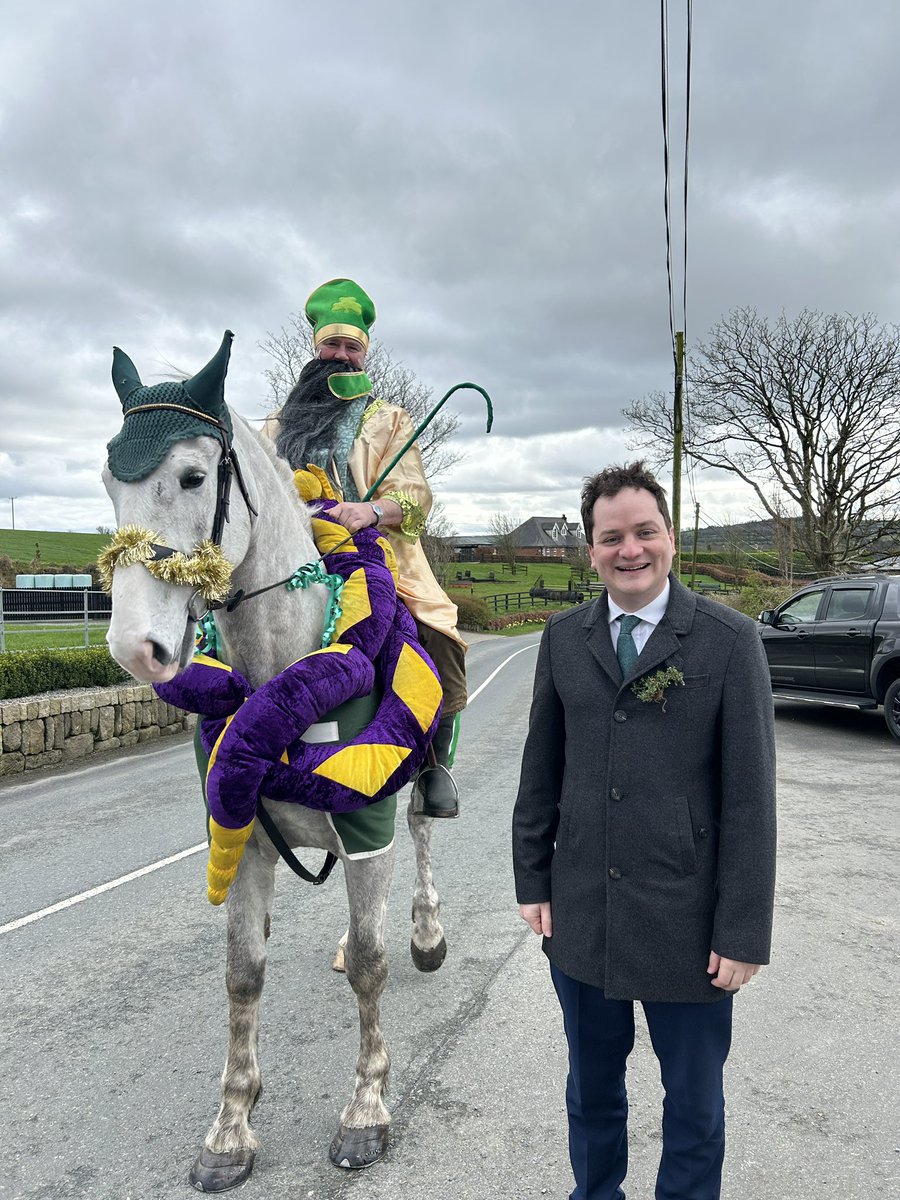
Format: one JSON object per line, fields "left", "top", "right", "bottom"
{"left": 614, "top": 710, "right": 627, "bottom": 722}
{"left": 697, "top": 827, "right": 709, "bottom": 838}
{"left": 610, "top": 787, "right": 622, "bottom": 801}
{"left": 608, "top": 867, "right": 621, "bottom": 879}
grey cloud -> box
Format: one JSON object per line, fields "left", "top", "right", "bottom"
{"left": 1, "top": 0, "right": 899, "bottom": 531}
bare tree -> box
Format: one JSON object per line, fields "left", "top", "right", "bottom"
{"left": 259, "top": 316, "right": 462, "bottom": 482}
{"left": 565, "top": 540, "right": 592, "bottom": 580}
{"left": 625, "top": 308, "right": 900, "bottom": 575}
{"left": 420, "top": 500, "right": 458, "bottom": 580}
{"left": 765, "top": 491, "right": 797, "bottom": 587}
{"left": 489, "top": 511, "right": 522, "bottom": 574}
{"left": 718, "top": 512, "right": 747, "bottom": 578}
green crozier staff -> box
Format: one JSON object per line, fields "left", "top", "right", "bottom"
{"left": 362, "top": 382, "right": 493, "bottom": 502}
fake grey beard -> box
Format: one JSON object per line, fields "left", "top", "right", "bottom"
{"left": 274, "top": 358, "right": 355, "bottom": 471}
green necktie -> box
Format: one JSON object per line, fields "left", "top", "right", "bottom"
{"left": 616, "top": 614, "right": 641, "bottom": 676}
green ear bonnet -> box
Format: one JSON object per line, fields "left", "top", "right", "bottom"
{"left": 106, "top": 330, "right": 235, "bottom": 482}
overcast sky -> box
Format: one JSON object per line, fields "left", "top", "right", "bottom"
{"left": 2, "top": 1, "right": 899, "bottom": 537}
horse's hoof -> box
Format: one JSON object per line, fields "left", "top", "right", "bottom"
{"left": 329, "top": 1122, "right": 390, "bottom": 1169}
{"left": 410, "top": 935, "right": 447, "bottom": 973}
{"left": 189, "top": 1147, "right": 256, "bottom": 1192}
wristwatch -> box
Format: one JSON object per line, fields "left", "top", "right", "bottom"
{"left": 370, "top": 502, "right": 384, "bottom": 527}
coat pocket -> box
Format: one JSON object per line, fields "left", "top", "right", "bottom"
{"left": 680, "top": 674, "right": 709, "bottom": 690}
{"left": 674, "top": 795, "right": 698, "bottom": 874}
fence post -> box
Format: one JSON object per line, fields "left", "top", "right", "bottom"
{"left": 0, "top": 591, "right": 5, "bottom": 653}
{"left": 83, "top": 588, "right": 89, "bottom": 647}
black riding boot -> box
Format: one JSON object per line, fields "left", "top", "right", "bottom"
{"left": 411, "top": 713, "right": 460, "bottom": 818}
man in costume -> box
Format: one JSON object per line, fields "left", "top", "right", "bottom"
{"left": 264, "top": 278, "right": 465, "bottom": 820}
{"left": 512, "top": 462, "right": 776, "bottom": 1200}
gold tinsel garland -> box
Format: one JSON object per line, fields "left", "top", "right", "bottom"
{"left": 97, "top": 524, "right": 234, "bottom": 603}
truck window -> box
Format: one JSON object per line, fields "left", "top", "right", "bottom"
{"left": 825, "top": 589, "right": 872, "bottom": 620}
{"left": 779, "top": 590, "right": 825, "bottom": 624}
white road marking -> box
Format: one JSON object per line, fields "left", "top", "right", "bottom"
{"left": 1, "top": 637, "right": 540, "bottom": 935}
{"left": 0, "top": 843, "right": 207, "bottom": 936}
{"left": 467, "top": 640, "right": 539, "bottom": 704}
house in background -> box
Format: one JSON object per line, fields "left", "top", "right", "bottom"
{"left": 507, "top": 514, "right": 585, "bottom": 560}
{"left": 447, "top": 534, "right": 495, "bottom": 563}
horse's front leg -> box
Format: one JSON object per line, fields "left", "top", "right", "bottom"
{"left": 406, "top": 802, "right": 447, "bottom": 972}
{"left": 330, "top": 846, "right": 395, "bottom": 1169}
{"left": 190, "top": 835, "right": 276, "bottom": 1193}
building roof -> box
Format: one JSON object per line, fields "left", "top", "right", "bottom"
{"left": 512, "top": 515, "right": 585, "bottom": 550}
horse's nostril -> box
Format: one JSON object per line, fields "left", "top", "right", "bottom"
{"left": 150, "top": 640, "right": 173, "bottom": 667}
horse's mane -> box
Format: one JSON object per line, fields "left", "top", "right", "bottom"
{"left": 231, "top": 410, "right": 305, "bottom": 510}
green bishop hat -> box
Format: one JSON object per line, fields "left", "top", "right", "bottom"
{"left": 305, "top": 278, "right": 376, "bottom": 353}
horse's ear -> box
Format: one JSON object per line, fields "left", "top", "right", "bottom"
{"left": 111, "top": 347, "right": 143, "bottom": 404}
{"left": 183, "top": 330, "right": 235, "bottom": 416}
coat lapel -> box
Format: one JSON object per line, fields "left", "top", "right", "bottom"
{"left": 626, "top": 575, "right": 697, "bottom": 683}
{"left": 584, "top": 576, "right": 698, "bottom": 689}
{"left": 583, "top": 593, "right": 623, "bottom": 688}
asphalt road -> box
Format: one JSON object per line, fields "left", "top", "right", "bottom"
{"left": 1, "top": 635, "right": 898, "bottom": 1200}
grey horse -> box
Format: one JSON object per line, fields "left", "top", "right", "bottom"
{"left": 102, "top": 334, "right": 446, "bottom": 1191}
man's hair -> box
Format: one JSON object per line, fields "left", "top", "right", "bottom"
{"left": 580, "top": 461, "right": 673, "bottom": 543}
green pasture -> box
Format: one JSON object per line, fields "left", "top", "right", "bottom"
{"left": 0, "top": 622, "right": 110, "bottom": 652}
{"left": 0, "top": 528, "right": 111, "bottom": 569}
{"left": 443, "top": 561, "right": 721, "bottom": 603}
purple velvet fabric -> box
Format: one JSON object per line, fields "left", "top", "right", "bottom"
{"left": 155, "top": 504, "right": 441, "bottom": 829}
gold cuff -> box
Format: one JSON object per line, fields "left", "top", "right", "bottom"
{"left": 382, "top": 491, "right": 427, "bottom": 542}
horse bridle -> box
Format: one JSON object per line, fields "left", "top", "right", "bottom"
{"left": 122, "top": 401, "right": 338, "bottom": 888}
{"left": 122, "top": 402, "right": 258, "bottom": 569}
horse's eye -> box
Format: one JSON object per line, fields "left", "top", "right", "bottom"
{"left": 181, "top": 472, "right": 206, "bottom": 490}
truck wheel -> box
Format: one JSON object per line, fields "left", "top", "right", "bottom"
{"left": 883, "top": 678, "right": 900, "bottom": 742}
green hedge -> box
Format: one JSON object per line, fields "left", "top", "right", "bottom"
{"left": 0, "top": 647, "right": 129, "bottom": 701}
{"left": 454, "top": 595, "right": 494, "bottom": 631}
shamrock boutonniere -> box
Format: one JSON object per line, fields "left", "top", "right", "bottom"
{"left": 631, "top": 666, "right": 685, "bottom": 712}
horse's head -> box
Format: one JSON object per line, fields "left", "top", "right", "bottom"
{"left": 102, "top": 331, "right": 254, "bottom": 683}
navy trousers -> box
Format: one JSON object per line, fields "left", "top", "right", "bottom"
{"left": 550, "top": 963, "right": 734, "bottom": 1200}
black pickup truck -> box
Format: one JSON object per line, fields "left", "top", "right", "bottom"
{"left": 757, "top": 574, "right": 900, "bottom": 740}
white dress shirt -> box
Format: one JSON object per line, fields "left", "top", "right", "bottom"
{"left": 607, "top": 580, "right": 671, "bottom": 658}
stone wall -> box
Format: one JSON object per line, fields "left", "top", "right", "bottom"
{"left": 0, "top": 684, "right": 195, "bottom": 777}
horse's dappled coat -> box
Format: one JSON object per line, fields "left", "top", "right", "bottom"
{"left": 155, "top": 471, "right": 442, "bottom": 904}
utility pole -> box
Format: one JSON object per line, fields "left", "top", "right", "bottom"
{"left": 689, "top": 501, "right": 700, "bottom": 590}
{"left": 672, "top": 331, "right": 684, "bottom": 575}
{"left": 5, "top": 497, "right": 15, "bottom": 530}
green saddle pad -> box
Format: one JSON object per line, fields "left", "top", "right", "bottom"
{"left": 193, "top": 690, "right": 397, "bottom": 860}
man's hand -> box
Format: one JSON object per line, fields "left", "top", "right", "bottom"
{"left": 519, "top": 902, "right": 552, "bottom": 937}
{"left": 329, "top": 499, "right": 403, "bottom": 534}
{"left": 328, "top": 501, "right": 380, "bottom": 534}
{"left": 707, "top": 951, "right": 761, "bottom": 992}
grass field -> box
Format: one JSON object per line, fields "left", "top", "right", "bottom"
{"left": 443, "top": 561, "right": 720, "bottom": 602}
{"left": 0, "top": 622, "right": 110, "bottom": 652}
{"left": 0, "top": 528, "right": 111, "bottom": 568}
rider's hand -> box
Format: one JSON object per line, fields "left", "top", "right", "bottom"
{"left": 328, "top": 501, "right": 380, "bottom": 534}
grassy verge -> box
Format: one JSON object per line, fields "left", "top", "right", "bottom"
{"left": 492, "top": 621, "right": 551, "bottom": 637}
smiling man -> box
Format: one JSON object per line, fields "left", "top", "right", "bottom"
{"left": 512, "top": 462, "right": 777, "bottom": 1200}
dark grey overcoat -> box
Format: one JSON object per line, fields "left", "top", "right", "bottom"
{"left": 512, "top": 576, "right": 776, "bottom": 1003}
